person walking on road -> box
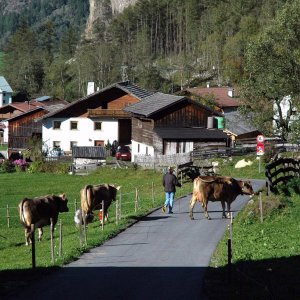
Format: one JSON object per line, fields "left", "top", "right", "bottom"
{"left": 162, "top": 166, "right": 181, "bottom": 214}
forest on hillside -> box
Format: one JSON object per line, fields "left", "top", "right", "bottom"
{"left": 2, "top": 0, "right": 300, "bottom": 141}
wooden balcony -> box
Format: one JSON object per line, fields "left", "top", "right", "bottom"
{"left": 87, "top": 109, "right": 131, "bottom": 119}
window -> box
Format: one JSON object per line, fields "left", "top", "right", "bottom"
{"left": 53, "top": 121, "right": 61, "bottom": 130}
{"left": 94, "top": 121, "right": 102, "bottom": 130}
{"left": 70, "top": 141, "right": 77, "bottom": 149}
{"left": 70, "top": 121, "right": 78, "bottom": 130}
{"left": 53, "top": 141, "right": 61, "bottom": 148}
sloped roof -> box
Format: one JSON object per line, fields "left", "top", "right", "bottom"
{"left": 0, "top": 76, "right": 13, "bottom": 93}
{"left": 124, "top": 92, "right": 186, "bottom": 117}
{"left": 154, "top": 127, "right": 228, "bottom": 140}
{"left": 186, "top": 87, "right": 240, "bottom": 108}
{"left": 41, "top": 81, "right": 154, "bottom": 119}
{"left": 224, "top": 110, "right": 257, "bottom": 136}
{"left": 124, "top": 92, "right": 220, "bottom": 117}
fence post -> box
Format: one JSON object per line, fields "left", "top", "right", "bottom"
{"left": 74, "top": 199, "right": 77, "bottom": 212}
{"left": 227, "top": 213, "right": 233, "bottom": 282}
{"left": 151, "top": 182, "right": 154, "bottom": 207}
{"left": 259, "top": 192, "right": 263, "bottom": 223}
{"left": 115, "top": 199, "right": 119, "bottom": 225}
{"left": 79, "top": 209, "right": 83, "bottom": 246}
{"left": 59, "top": 219, "right": 62, "bottom": 257}
{"left": 31, "top": 224, "right": 36, "bottom": 269}
{"left": 135, "top": 188, "right": 138, "bottom": 213}
{"left": 101, "top": 200, "right": 104, "bottom": 231}
{"left": 119, "top": 192, "right": 122, "bottom": 221}
{"left": 83, "top": 215, "right": 87, "bottom": 245}
{"left": 6, "top": 204, "right": 10, "bottom": 228}
{"left": 50, "top": 218, "right": 55, "bottom": 263}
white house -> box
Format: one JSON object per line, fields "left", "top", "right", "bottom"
{"left": 41, "top": 81, "right": 153, "bottom": 155}
{"left": 42, "top": 117, "right": 119, "bottom": 152}
{"left": 0, "top": 76, "right": 13, "bottom": 107}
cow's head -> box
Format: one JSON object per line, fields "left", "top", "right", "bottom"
{"left": 58, "top": 193, "right": 69, "bottom": 212}
{"left": 239, "top": 181, "right": 254, "bottom": 195}
{"left": 108, "top": 184, "right": 121, "bottom": 201}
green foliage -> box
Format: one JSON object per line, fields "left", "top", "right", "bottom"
{"left": 241, "top": 0, "right": 300, "bottom": 140}
{"left": 0, "top": 160, "right": 15, "bottom": 173}
{"left": 0, "top": 169, "right": 192, "bottom": 271}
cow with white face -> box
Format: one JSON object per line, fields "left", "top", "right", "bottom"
{"left": 19, "top": 194, "right": 69, "bottom": 245}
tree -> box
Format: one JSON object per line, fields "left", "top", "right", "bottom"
{"left": 241, "top": 0, "right": 300, "bottom": 141}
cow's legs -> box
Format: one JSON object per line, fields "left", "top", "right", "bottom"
{"left": 25, "top": 228, "right": 31, "bottom": 246}
{"left": 189, "top": 196, "right": 197, "bottom": 220}
{"left": 221, "top": 201, "right": 227, "bottom": 218}
{"left": 203, "top": 200, "right": 210, "bottom": 220}
{"left": 226, "top": 202, "right": 231, "bottom": 219}
{"left": 38, "top": 228, "right": 43, "bottom": 241}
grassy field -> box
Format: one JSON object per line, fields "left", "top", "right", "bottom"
{"left": 1, "top": 153, "right": 299, "bottom": 298}
{"left": 203, "top": 155, "right": 300, "bottom": 299}
{"left": 0, "top": 167, "right": 192, "bottom": 271}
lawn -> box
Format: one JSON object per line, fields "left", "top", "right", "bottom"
{"left": 0, "top": 167, "right": 193, "bottom": 270}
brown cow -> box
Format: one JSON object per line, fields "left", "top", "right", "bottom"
{"left": 189, "top": 176, "right": 254, "bottom": 220}
{"left": 18, "top": 193, "right": 69, "bottom": 245}
{"left": 80, "top": 184, "right": 121, "bottom": 224}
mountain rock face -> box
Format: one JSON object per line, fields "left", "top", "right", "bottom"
{"left": 111, "top": 0, "right": 137, "bottom": 15}
{"left": 84, "top": 0, "right": 137, "bottom": 40}
{"left": 0, "top": 0, "right": 32, "bottom": 15}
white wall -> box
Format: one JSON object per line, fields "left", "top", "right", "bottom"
{"left": 0, "top": 90, "right": 12, "bottom": 107}
{"left": 42, "top": 117, "right": 119, "bottom": 152}
{"left": 131, "top": 140, "right": 154, "bottom": 162}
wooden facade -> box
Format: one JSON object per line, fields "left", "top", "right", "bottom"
{"left": 8, "top": 109, "right": 47, "bottom": 157}
{"left": 131, "top": 101, "right": 219, "bottom": 154}
{"left": 154, "top": 103, "right": 209, "bottom": 128}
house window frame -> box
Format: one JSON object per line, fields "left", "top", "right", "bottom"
{"left": 70, "top": 121, "right": 78, "bottom": 130}
{"left": 53, "top": 141, "right": 61, "bottom": 148}
{"left": 53, "top": 120, "right": 62, "bottom": 130}
{"left": 70, "top": 141, "right": 78, "bottom": 149}
{"left": 94, "top": 121, "right": 102, "bottom": 131}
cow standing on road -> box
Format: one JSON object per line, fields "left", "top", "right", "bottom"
{"left": 80, "top": 184, "right": 121, "bottom": 224}
{"left": 19, "top": 194, "right": 69, "bottom": 245}
{"left": 189, "top": 176, "right": 254, "bottom": 220}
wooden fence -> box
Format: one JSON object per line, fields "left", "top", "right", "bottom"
{"left": 134, "top": 153, "right": 191, "bottom": 169}
{"left": 265, "top": 158, "right": 300, "bottom": 192}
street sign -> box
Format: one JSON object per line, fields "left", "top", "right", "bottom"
{"left": 256, "top": 135, "right": 265, "bottom": 143}
{"left": 256, "top": 144, "right": 265, "bottom": 155}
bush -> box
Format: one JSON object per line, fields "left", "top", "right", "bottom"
{"left": 0, "top": 160, "right": 16, "bottom": 173}
{"left": 13, "top": 159, "right": 29, "bottom": 172}
{"left": 27, "top": 161, "right": 70, "bottom": 174}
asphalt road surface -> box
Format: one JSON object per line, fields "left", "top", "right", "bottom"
{"left": 6, "top": 179, "right": 265, "bottom": 300}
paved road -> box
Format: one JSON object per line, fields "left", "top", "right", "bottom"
{"left": 6, "top": 179, "right": 265, "bottom": 300}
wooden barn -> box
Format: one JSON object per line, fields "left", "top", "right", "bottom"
{"left": 124, "top": 92, "right": 229, "bottom": 160}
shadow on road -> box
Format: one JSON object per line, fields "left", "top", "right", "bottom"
{"left": 1, "top": 266, "right": 207, "bottom": 300}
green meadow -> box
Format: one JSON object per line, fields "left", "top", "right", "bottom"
{"left": 0, "top": 168, "right": 192, "bottom": 270}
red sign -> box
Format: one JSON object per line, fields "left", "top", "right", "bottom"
{"left": 256, "top": 144, "right": 265, "bottom": 155}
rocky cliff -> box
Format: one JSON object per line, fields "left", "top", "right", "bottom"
{"left": 84, "top": 0, "right": 137, "bottom": 41}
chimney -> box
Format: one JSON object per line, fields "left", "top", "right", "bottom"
{"left": 87, "top": 82, "right": 95, "bottom": 95}
{"left": 228, "top": 88, "right": 234, "bottom": 98}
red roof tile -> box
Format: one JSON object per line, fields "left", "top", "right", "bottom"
{"left": 186, "top": 87, "right": 240, "bottom": 108}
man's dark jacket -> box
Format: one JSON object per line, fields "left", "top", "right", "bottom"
{"left": 163, "top": 172, "right": 181, "bottom": 193}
